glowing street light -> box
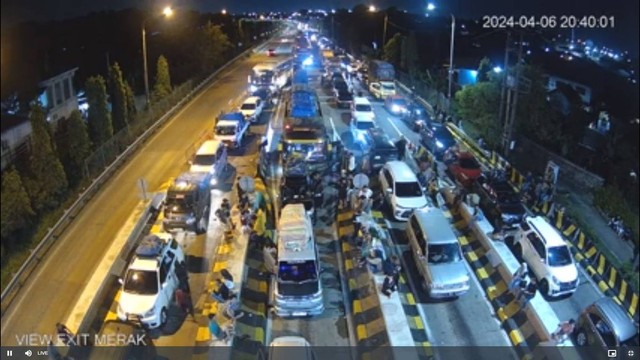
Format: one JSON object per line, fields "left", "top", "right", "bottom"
{"left": 142, "top": 6, "right": 174, "bottom": 106}
{"left": 222, "top": 9, "right": 227, "bottom": 15}
{"left": 369, "top": 5, "right": 377, "bottom": 12}
{"left": 427, "top": 3, "right": 436, "bottom": 11}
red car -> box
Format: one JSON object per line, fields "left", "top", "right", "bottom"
{"left": 267, "top": 48, "right": 276, "bottom": 57}
{"left": 446, "top": 151, "right": 482, "bottom": 187}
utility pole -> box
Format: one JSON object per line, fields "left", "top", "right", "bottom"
{"left": 382, "top": 14, "right": 389, "bottom": 49}
{"left": 500, "top": 32, "right": 528, "bottom": 157}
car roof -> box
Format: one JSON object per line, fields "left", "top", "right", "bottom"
{"left": 244, "top": 96, "right": 261, "bottom": 103}
{"left": 196, "top": 140, "right": 223, "bottom": 155}
{"left": 526, "top": 216, "right": 566, "bottom": 247}
{"left": 387, "top": 95, "right": 405, "bottom": 101}
{"left": 353, "top": 97, "right": 371, "bottom": 105}
{"left": 412, "top": 209, "right": 458, "bottom": 244}
{"left": 270, "top": 336, "right": 311, "bottom": 347}
{"left": 592, "top": 297, "right": 637, "bottom": 342}
{"left": 129, "top": 257, "right": 159, "bottom": 271}
{"left": 385, "top": 161, "right": 418, "bottom": 182}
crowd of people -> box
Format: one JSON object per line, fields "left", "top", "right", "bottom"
{"left": 520, "top": 171, "right": 557, "bottom": 209}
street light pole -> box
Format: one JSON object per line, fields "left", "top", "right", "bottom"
{"left": 141, "top": 24, "right": 150, "bottom": 107}
{"left": 447, "top": 14, "right": 455, "bottom": 102}
{"left": 141, "top": 6, "right": 173, "bottom": 108}
{"left": 382, "top": 14, "right": 388, "bottom": 48}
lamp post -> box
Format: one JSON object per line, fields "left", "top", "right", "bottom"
{"left": 447, "top": 14, "right": 455, "bottom": 101}
{"left": 142, "top": 6, "right": 173, "bottom": 107}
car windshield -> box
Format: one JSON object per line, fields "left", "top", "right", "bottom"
{"left": 357, "top": 121, "right": 375, "bottom": 130}
{"left": 382, "top": 83, "right": 396, "bottom": 91}
{"left": 396, "top": 181, "right": 423, "bottom": 197}
{"left": 427, "top": 243, "right": 462, "bottom": 264}
{"left": 193, "top": 154, "right": 215, "bottom": 166}
{"left": 241, "top": 103, "right": 256, "bottom": 110}
{"left": 459, "top": 157, "right": 480, "bottom": 170}
{"left": 165, "top": 194, "right": 191, "bottom": 213}
{"left": 123, "top": 269, "right": 158, "bottom": 295}
{"left": 355, "top": 104, "right": 372, "bottom": 112}
{"left": 392, "top": 99, "right": 407, "bottom": 107}
{"left": 278, "top": 260, "right": 318, "bottom": 282}
{"left": 216, "top": 125, "right": 236, "bottom": 135}
{"left": 548, "top": 246, "right": 573, "bottom": 267}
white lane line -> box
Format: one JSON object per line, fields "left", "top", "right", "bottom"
{"left": 387, "top": 117, "right": 404, "bottom": 137}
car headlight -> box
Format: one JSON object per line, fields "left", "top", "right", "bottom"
{"left": 436, "top": 140, "right": 444, "bottom": 148}
{"left": 210, "top": 177, "right": 218, "bottom": 186}
{"left": 249, "top": 85, "right": 258, "bottom": 92}
{"left": 186, "top": 216, "right": 196, "bottom": 225}
{"left": 144, "top": 306, "right": 156, "bottom": 317}
{"left": 391, "top": 104, "right": 400, "bottom": 113}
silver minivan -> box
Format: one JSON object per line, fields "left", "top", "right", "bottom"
{"left": 406, "top": 209, "right": 470, "bottom": 298}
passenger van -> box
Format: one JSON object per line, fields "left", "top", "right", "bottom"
{"left": 406, "top": 209, "right": 470, "bottom": 298}
{"left": 379, "top": 161, "right": 429, "bottom": 221}
{"left": 189, "top": 139, "right": 227, "bottom": 178}
{"left": 271, "top": 204, "right": 324, "bottom": 317}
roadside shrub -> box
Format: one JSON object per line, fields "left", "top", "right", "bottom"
{"left": 593, "top": 185, "right": 639, "bottom": 247}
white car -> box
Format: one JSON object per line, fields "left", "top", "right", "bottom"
{"left": 512, "top": 216, "right": 579, "bottom": 297}
{"left": 240, "top": 96, "right": 264, "bottom": 122}
{"left": 351, "top": 97, "right": 375, "bottom": 122}
{"left": 369, "top": 81, "right": 396, "bottom": 100}
{"left": 117, "top": 233, "right": 185, "bottom": 329}
{"left": 379, "top": 161, "right": 429, "bottom": 221}
{"left": 269, "top": 336, "right": 315, "bottom": 360}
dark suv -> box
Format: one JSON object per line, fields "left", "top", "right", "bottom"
{"left": 420, "top": 121, "right": 456, "bottom": 159}
{"left": 473, "top": 175, "right": 526, "bottom": 230}
{"left": 363, "top": 128, "right": 398, "bottom": 173}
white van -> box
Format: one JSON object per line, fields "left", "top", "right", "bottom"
{"left": 379, "top": 161, "right": 429, "bottom": 221}
{"left": 189, "top": 139, "right": 227, "bottom": 177}
{"left": 407, "top": 209, "right": 470, "bottom": 298}
{"left": 271, "top": 204, "right": 324, "bottom": 317}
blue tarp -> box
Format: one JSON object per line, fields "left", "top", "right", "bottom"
{"left": 219, "top": 112, "right": 244, "bottom": 122}
{"left": 289, "top": 90, "right": 318, "bottom": 118}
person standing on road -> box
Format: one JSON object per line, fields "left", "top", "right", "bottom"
{"left": 551, "top": 319, "right": 576, "bottom": 344}
{"left": 175, "top": 261, "right": 190, "bottom": 294}
{"left": 175, "top": 287, "right": 195, "bottom": 319}
{"left": 517, "top": 278, "right": 538, "bottom": 308}
{"left": 262, "top": 244, "right": 277, "bottom": 276}
{"left": 395, "top": 136, "right": 407, "bottom": 160}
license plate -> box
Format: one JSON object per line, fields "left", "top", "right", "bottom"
{"left": 292, "top": 311, "right": 307, "bottom": 316}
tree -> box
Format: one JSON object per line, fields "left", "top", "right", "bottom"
{"left": 515, "top": 65, "right": 564, "bottom": 149}
{"left": 56, "top": 110, "right": 92, "bottom": 187}
{"left": 477, "top": 57, "right": 492, "bottom": 83}
{"left": 123, "top": 80, "right": 137, "bottom": 123}
{"left": 1, "top": 168, "right": 34, "bottom": 242}
{"left": 86, "top": 75, "right": 113, "bottom": 148}
{"left": 24, "top": 103, "right": 68, "bottom": 212}
{"left": 454, "top": 81, "right": 502, "bottom": 148}
{"left": 383, "top": 33, "right": 403, "bottom": 65}
{"left": 195, "top": 22, "right": 232, "bottom": 73}
{"left": 401, "top": 32, "right": 419, "bottom": 76}
{"left": 152, "top": 55, "right": 172, "bottom": 103}
{"left": 108, "top": 62, "right": 128, "bottom": 132}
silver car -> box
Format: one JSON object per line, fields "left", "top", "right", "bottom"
{"left": 406, "top": 209, "right": 470, "bottom": 298}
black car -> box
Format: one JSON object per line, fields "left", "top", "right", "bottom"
{"left": 332, "top": 79, "right": 350, "bottom": 97}
{"left": 363, "top": 128, "right": 398, "bottom": 173}
{"left": 403, "top": 102, "right": 429, "bottom": 132}
{"left": 420, "top": 121, "right": 457, "bottom": 159}
{"left": 473, "top": 175, "right": 527, "bottom": 230}
{"left": 336, "top": 89, "right": 353, "bottom": 108}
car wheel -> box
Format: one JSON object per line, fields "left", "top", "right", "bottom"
{"left": 575, "top": 330, "right": 587, "bottom": 346}
{"left": 539, "top": 279, "right": 550, "bottom": 297}
{"left": 160, "top": 307, "right": 168, "bottom": 326}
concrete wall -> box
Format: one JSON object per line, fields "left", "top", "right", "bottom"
{"left": 510, "top": 135, "right": 604, "bottom": 192}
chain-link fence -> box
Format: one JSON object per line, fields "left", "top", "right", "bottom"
{"left": 83, "top": 80, "right": 194, "bottom": 178}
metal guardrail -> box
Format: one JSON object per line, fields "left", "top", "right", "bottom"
{"left": 0, "top": 41, "right": 263, "bottom": 315}
{"left": 76, "top": 193, "right": 164, "bottom": 336}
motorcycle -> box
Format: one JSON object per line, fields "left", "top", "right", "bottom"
{"left": 608, "top": 216, "right": 633, "bottom": 243}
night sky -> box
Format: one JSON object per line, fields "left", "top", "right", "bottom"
{"left": 1, "top": 0, "right": 638, "bottom": 55}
